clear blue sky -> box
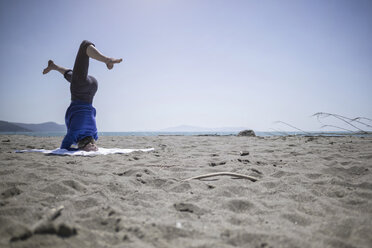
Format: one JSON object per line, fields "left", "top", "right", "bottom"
{"left": 0, "top": 0, "right": 371, "bottom": 131}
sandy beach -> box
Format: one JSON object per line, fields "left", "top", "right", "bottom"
{"left": 0, "top": 134, "right": 371, "bottom": 248}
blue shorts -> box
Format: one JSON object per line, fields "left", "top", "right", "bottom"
{"left": 60, "top": 100, "right": 98, "bottom": 150}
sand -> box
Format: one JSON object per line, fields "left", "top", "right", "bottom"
{"left": 0, "top": 134, "right": 371, "bottom": 248}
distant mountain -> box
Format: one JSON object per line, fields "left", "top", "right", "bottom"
{"left": 0, "top": 120, "right": 66, "bottom": 132}
{"left": 160, "top": 125, "right": 248, "bottom": 132}
{"left": 0, "top": 121, "right": 31, "bottom": 132}
{"left": 13, "top": 121, "right": 66, "bottom": 132}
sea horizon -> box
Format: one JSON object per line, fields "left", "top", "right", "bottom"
{"left": 0, "top": 131, "right": 368, "bottom": 137}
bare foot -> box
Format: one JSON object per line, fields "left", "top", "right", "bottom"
{"left": 106, "top": 58, "right": 123, "bottom": 70}
{"left": 43, "top": 60, "right": 55, "bottom": 74}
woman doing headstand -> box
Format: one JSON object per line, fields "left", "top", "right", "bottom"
{"left": 43, "top": 40, "right": 122, "bottom": 151}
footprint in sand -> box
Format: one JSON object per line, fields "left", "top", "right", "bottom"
{"left": 1, "top": 187, "right": 22, "bottom": 199}
{"left": 114, "top": 168, "right": 154, "bottom": 177}
{"left": 226, "top": 199, "right": 255, "bottom": 213}
{"left": 208, "top": 161, "right": 227, "bottom": 167}
{"left": 174, "top": 202, "right": 205, "bottom": 216}
{"left": 148, "top": 178, "right": 171, "bottom": 188}
{"left": 169, "top": 182, "right": 192, "bottom": 193}
{"left": 305, "top": 173, "right": 322, "bottom": 179}
{"left": 262, "top": 181, "right": 280, "bottom": 189}
{"left": 237, "top": 158, "right": 250, "bottom": 164}
{"left": 221, "top": 230, "right": 288, "bottom": 248}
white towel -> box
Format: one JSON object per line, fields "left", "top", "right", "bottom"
{"left": 16, "top": 147, "right": 155, "bottom": 156}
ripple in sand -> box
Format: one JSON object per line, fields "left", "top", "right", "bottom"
{"left": 318, "top": 219, "right": 361, "bottom": 247}
{"left": 156, "top": 224, "right": 193, "bottom": 241}
{"left": 62, "top": 179, "right": 87, "bottom": 192}
{"left": 0, "top": 207, "right": 28, "bottom": 216}
{"left": 281, "top": 213, "right": 311, "bottom": 226}
{"left": 72, "top": 197, "right": 99, "bottom": 210}
{"left": 0, "top": 169, "right": 15, "bottom": 176}
{"left": 40, "top": 183, "right": 73, "bottom": 196}
{"left": 262, "top": 181, "right": 280, "bottom": 189}
{"left": 322, "top": 166, "right": 369, "bottom": 178}
{"left": 221, "top": 230, "right": 303, "bottom": 248}
{"left": 271, "top": 170, "right": 297, "bottom": 178}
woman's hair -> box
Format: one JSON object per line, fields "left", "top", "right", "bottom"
{"left": 78, "top": 136, "right": 96, "bottom": 149}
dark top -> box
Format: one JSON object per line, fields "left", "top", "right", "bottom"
{"left": 64, "top": 70, "right": 98, "bottom": 104}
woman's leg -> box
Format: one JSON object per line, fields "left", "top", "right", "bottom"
{"left": 86, "top": 44, "right": 122, "bottom": 69}
{"left": 71, "top": 40, "right": 123, "bottom": 84}
{"left": 43, "top": 40, "right": 122, "bottom": 76}
{"left": 43, "top": 60, "right": 69, "bottom": 75}
{"left": 71, "top": 40, "right": 94, "bottom": 85}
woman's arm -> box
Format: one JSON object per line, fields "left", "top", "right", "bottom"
{"left": 60, "top": 134, "right": 74, "bottom": 150}
{"left": 63, "top": 70, "right": 73, "bottom": 83}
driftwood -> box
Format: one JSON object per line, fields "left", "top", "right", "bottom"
{"left": 184, "top": 172, "right": 258, "bottom": 182}
{"left": 273, "top": 113, "right": 372, "bottom": 136}
{"left": 32, "top": 205, "right": 64, "bottom": 231}
{"left": 274, "top": 121, "right": 311, "bottom": 135}
{"left": 10, "top": 205, "right": 76, "bottom": 242}
{"left": 313, "top": 112, "right": 372, "bottom": 134}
